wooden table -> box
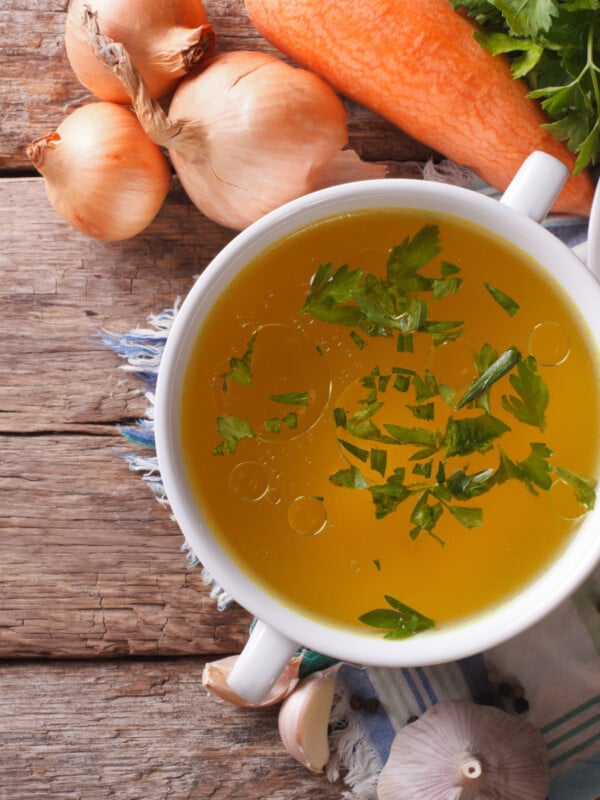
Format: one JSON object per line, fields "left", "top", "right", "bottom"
{"left": 0, "top": 2, "right": 437, "bottom": 797}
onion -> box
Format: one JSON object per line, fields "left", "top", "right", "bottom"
{"left": 86, "top": 17, "right": 386, "bottom": 230}
{"left": 65, "top": 0, "right": 215, "bottom": 103}
{"left": 27, "top": 102, "right": 172, "bottom": 241}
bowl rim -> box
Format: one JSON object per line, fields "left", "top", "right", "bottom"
{"left": 154, "top": 178, "right": 600, "bottom": 666}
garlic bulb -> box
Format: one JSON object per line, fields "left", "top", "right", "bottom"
{"left": 27, "top": 103, "right": 171, "bottom": 241}
{"left": 65, "top": 0, "right": 214, "bottom": 103}
{"left": 378, "top": 699, "right": 550, "bottom": 800}
{"left": 202, "top": 654, "right": 302, "bottom": 707}
{"left": 84, "top": 16, "right": 387, "bottom": 230}
{"left": 278, "top": 666, "right": 339, "bottom": 773}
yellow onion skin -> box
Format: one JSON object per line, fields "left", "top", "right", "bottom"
{"left": 27, "top": 103, "right": 171, "bottom": 241}
{"left": 65, "top": 0, "right": 214, "bottom": 103}
{"left": 167, "top": 51, "right": 352, "bottom": 230}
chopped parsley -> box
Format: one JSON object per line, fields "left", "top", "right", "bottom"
{"left": 359, "top": 595, "right": 435, "bottom": 639}
{"left": 211, "top": 223, "right": 597, "bottom": 641}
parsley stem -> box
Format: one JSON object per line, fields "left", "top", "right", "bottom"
{"left": 587, "top": 20, "right": 600, "bottom": 120}
{"left": 456, "top": 347, "right": 521, "bottom": 409}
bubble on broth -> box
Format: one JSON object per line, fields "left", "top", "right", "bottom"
{"left": 265, "top": 489, "right": 282, "bottom": 506}
{"left": 426, "top": 339, "right": 477, "bottom": 391}
{"left": 287, "top": 495, "right": 327, "bottom": 536}
{"left": 212, "top": 323, "right": 331, "bottom": 443}
{"left": 549, "top": 478, "right": 588, "bottom": 520}
{"left": 229, "top": 461, "right": 269, "bottom": 502}
{"left": 528, "top": 321, "right": 571, "bottom": 366}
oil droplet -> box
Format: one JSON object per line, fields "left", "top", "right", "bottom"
{"left": 528, "top": 322, "right": 571, "bottom": 366}
{"left": 287, "top": 495, "right": 327, "bottom": 536}
{"left": 265, "top": 489, "right": 282, "bottom": 506}
{"left": 549, "top": 479, "right": 588, "bottom": 520}
{"left": 349, "top": 560, "right": 361, "bottom": 573}
{"left": 426, "top": 340, "right": 476, "bottom": 391}
{"left": 229, "top": 461, "right": 269, "bottom": 502}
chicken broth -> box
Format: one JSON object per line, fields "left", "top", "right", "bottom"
{"left": 180, "top": 209, "right": 599, "bottom": 636}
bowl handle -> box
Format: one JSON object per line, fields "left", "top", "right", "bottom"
{"left": 226, "top": 619, "right": 299, "bottom": 704}
{"left": 500, "top": 151, "right": 568, "bottom": 222}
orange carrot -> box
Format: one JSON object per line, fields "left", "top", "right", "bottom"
{"left": 245, "top": 0, "right": 594, "bottom": 217}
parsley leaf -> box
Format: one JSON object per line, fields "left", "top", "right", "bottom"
{"left": 443, "top": 413, "right": 511, "bottom": 457}
{"left": 330, "top": 465, "right": 369, "bottom": 489}
{"left": 359, "top": 595, "right": 435, "bottom": 639}
{"left": 501, "top": 355, "right": 549, "bottom": 430}
{"left": 300, "top": 225, "right": 464, "bottom": 342}
{"left": 386, "top": 225, "right": 442, "bottom": 289}
{"left": 490, "top": 0, "right": 559, "bottom": 38}
{"left": 221, "top": 332, "right": 256, "bottom": 387}
{"left": 368, "top": 470, "right": 412, "bottom": 519}
{"left": 485, "top": 283, "right": 521, "bottom": 316}
{"left": 446, "top": 467, "right": 496, "bottom": 499}
{"left": 448, "top": 505, "right": 484, "bottom": 528}
{"left": 519, "top": 441, "right": 555, "bottom": 493}
{"left": 269, "top": 391, "right": 309, "bottom": 406}
{"left": 213, "top": 415, "right": 255, "bottom": 455}
{"left": 555, "top": 466, "right": 597, "bottom": 510}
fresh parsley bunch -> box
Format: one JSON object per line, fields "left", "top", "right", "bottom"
{"left": 451, "top": 0, "right": 600, "bottom": 173}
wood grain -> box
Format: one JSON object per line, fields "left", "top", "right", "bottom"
{"left": 0, "top": 0, "right": 433, "bottom": 172}
{"left": 0, "top": 177, "right": 229, "bottom": 429}
{"left": 0, "top": 174, "right": 257, "bottom": 658}
{"left": 0, "top": 658, "right": 344, "bottom": 799}
{"left": 0, "top": 431, "right": 253, "bottom": 658}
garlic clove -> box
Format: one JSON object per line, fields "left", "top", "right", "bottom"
{"left": 202, "top": 654, "right": 302, "bottom": 708}
{"left": 378, "top": 699, "right": 550, "bottom": 800}
{"left": 277, "top": 666, "right": 339, "bottom": 773}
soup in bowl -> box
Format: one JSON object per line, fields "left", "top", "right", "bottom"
{"left": 155, "top": 153, "right": 600, "bottom": 703}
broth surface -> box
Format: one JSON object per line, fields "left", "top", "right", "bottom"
{"left": 181, "top": 209, "right": 599, "bottom": 634}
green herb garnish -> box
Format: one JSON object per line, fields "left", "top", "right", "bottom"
{"left": 443, "top": 413, "right": 511, "bottom": 457}
{"left": 451, "top": 0, "right": 600, "bottom": 172}
{"left": 221, "top": 332, "right": 257, "bottom": 388}
{"left": 263, "top": 412, "right": 299, "bottom": 434}
{"left": 485, "top": 283, "right": 520, "bottom": 316}
{"left": 269, "top": 391, "right": 309, "bottom": 406}
{"left": 501, "top": 355, "right": 549, "bottom": 430}
{"left": 359, "top": 595, "right": 435, "bottom": 639}
{"left": 213, "top": 415, "right": 255, "bottom": 455}
{"left": 300, "top": 225, "right": 464, "bottom": 346}
{"left": 555, "top": 466, "right": 597, "bottom": 511}
{"left": 456, "top": 346, "right": 522, "bottom": 409}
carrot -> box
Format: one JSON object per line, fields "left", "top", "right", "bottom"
{"left": 245, "top": 0, "right": 594, "bottom": 217}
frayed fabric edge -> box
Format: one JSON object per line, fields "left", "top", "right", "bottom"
{"left": 101, "top": 303, "right": 235, "bottom": 610}
{"left": 327, "top": 688, "right": 383, "bottom": 800}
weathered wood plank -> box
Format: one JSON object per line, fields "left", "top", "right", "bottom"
{"left": 0, "top": 431, "right": 252, "bottom": 658}
{"left": 0, "top": 177, "right": 228, "bottom": 429}
{"left": 0, "top": 657, "right": 344, "bottom": 799}
{"left": 1, "top": 0, "right": 433, "bottom": 171}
